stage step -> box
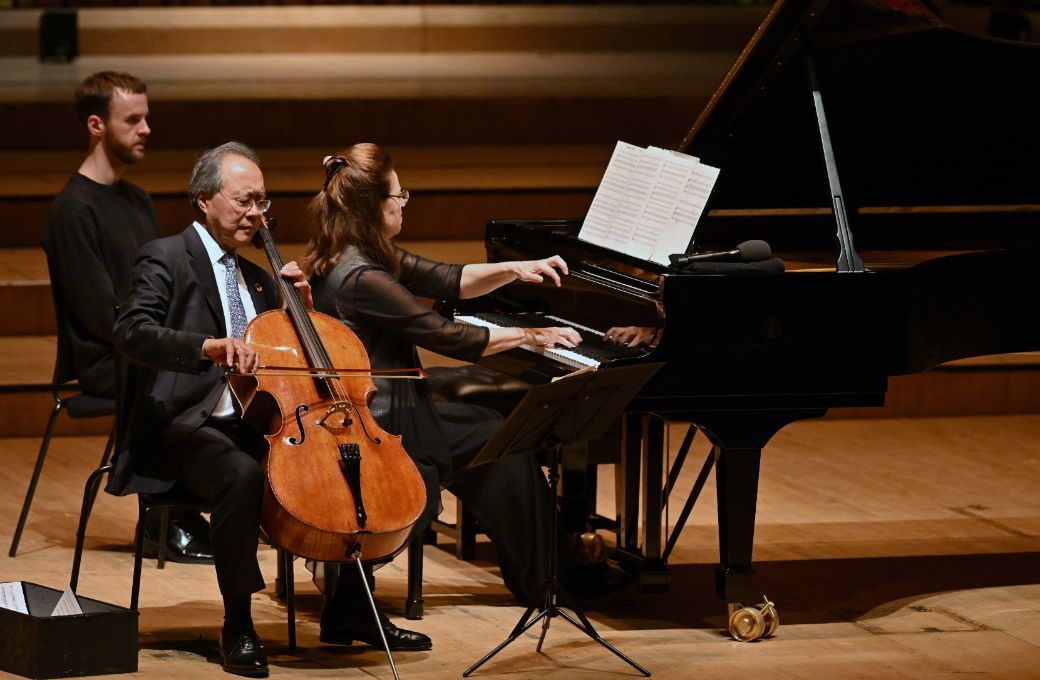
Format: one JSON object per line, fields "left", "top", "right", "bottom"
{"left": 0, "top": 144, "right": 605, "bottom": 247}
{"left": 0, "top": 240, "right": 485, "bottom": 336}
{"left": 0, "top": 6, "right": 759, "bottom": 153}
{"left": 1, "top": 5, "right": 765, "bottom": 61}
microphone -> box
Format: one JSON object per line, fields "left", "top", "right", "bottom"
{"left": 668, "top": 240, "right": 771, "bottom": 268}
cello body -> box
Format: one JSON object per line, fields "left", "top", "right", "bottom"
{"left": 232, "top": 222, "right": 426, "bottom": 563}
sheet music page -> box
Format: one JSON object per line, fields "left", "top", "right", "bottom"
{"left": 0, "top": 581, "right": 28, "bottom": 614}
{"left": 605, "top": 147, "right": 666, "bottom": 253}
{"left": 626, "top": 148, "right": 697, "bottom": 261}
{"left": 577, "top": 141, "right": 642, "bottom": 247}
{"left": 580, "top": 140, "right": 721, "bottom": 264}
{"left": 51, "top": 586, "right": 84, "bottom": 617}
{"left": 650, "top": 160, "right": 721, "bottom": 265}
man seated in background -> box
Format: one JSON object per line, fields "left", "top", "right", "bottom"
{"left": 42, "top": 70, "right": 213, "bottom": 563}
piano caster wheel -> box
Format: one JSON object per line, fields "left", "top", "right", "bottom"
{"left": 728, "top": 605, "right": 764, "bottom": 642}
{"left": 727, "top": 596, "right": 779, "bottom": 642}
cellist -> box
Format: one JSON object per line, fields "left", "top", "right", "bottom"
{"left": 109, "top": 142, "right": 429, "bottom": 679}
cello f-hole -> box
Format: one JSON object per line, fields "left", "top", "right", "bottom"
{"left": 355, "top": 413, "right": 382, "bottom": 446}
{"left": 289, "top": 404, "right": 309, "bottom": 445}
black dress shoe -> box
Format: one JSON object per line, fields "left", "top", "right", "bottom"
{"left": 143, "top": 518, "right": 214, "bottom": 564}
{"left": 320, "top": 611, "right": 432, "bottom": 651}
{"left": 219, "top": 629, "right": 268, "bottom": 678}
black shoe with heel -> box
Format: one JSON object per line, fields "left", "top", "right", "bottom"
{"left": 320, "top": 610, "right": 432, "bottom": 651}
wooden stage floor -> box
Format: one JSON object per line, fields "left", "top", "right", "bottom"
{"left": 1, "top": 415, "right": 1039, "bottom": 678}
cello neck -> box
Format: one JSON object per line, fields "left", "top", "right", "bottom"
{"left": 255, "top": 216, "right": 332, "bottom": 370}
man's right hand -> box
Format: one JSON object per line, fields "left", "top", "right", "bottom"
{"left": 202, "top": 338, "right": 258, "bottom": 373}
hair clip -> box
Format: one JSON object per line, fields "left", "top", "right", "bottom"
{"left": 323, "top": 155, "right": 348, "bottom": 189}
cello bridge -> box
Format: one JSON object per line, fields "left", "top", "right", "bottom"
{"left": 317, "top": 401, "right": 353, "bottom": 428}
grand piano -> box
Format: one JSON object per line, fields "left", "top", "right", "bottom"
{"left": 450, "top": 0, "right": 1040, "bottom": 609}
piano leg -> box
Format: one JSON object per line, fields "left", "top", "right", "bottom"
{"left": 615, "top": 412, "right": 669, "bottom": 592}
{"left": 616, "top": 413, "right": 642, "bottom": 556}
{"left": 715, "top": 442, "right": 761, "bottom": 604}
{"left": 613, "top": 408, "right": 826, "bottom": 598}
{"left": 706, "top": 409, "right": 827, "bottom": 604}
{"left": 640, "top": 414, "right": 668, "bottom": 591}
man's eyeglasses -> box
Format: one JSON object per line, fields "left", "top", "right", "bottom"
{"left": 220, "top": 191, "right": 271, "bottom": 214}
{"left": 383, "top": 189, "right": 410, "bottom": 207}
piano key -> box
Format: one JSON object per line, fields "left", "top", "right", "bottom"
{"left": 456, "top": 314, "right": 602, "bottom": 370}
{"left": 456, "top": 312, "right": 650, "bottom": 369}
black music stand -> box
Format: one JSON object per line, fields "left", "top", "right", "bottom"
{"left": 463, "top": 363, "right": 660, "bottom": 678}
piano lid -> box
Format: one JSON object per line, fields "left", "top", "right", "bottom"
{"left": 679, "top": 0, "right": 1040, "bottom": 229}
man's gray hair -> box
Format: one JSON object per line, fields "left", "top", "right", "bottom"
{"left": 188, "top": 141, "right": 261, "bottom": 209}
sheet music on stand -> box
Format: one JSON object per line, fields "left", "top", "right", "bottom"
{"left": 579, "top": 140, "right": 720, "bottom": 266}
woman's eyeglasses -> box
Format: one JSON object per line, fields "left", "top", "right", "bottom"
{"left": 383, "top": 189, "right": 410, "bottom": 207}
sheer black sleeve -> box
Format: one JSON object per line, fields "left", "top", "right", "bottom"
{"left": 342, "top": 266, "right": 489, "bottom": 362}
{"left": 395, "top": 247, "right": 464, "bottom": 302}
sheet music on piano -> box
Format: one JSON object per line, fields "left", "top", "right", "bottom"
{"left": 578, "top": 140, "right": 720, "bottom": 266}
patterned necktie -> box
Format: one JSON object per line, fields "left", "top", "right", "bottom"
{"left": 221, "top": 252, "right": 248, "bottom": 340}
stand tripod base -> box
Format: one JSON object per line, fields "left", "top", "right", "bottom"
{"left": 463, "top": 596, "right": 650, "bottom": 677}
{"left": 462, "top": 364, "right": 660, "bottom": 678}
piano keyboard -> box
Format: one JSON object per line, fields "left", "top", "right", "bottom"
{"left": 456, "top": 313, "right": 641, "bottom": 371}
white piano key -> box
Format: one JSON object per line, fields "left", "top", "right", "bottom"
{"left": 456, "top": 314, "right": 601, "bottom": 371}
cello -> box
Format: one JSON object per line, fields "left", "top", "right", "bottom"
{"left": 229, "top": 215, "right": 427, "bottom": 564}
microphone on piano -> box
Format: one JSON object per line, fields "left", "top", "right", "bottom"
{"left": 668, "top": 240, "right": 772, "bottom": 268}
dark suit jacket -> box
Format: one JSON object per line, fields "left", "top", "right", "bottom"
{"left": 107, "top": 225, "right": 279, "bottom": 496}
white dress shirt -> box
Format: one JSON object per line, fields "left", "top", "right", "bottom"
{"left": 193, "top": 221, "right": 258, "bottom": 417}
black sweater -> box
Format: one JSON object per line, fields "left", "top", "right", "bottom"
{"left": 42, "top": 173, "right": 160, "bottom": 396}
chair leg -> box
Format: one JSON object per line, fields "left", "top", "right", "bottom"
{"left": 70, "top": 464, "right": 113, "bottom": 593}
{"left": 406, "top": 538, "right": 424, "bottom": 620}
{"left": 9, "top": 401, "right": 63, "bottom": 557}
{"left": 283, "top": 549, "right": 296, "bottom": 651}
{"left": 81, "top": 425, "right": 116, "bottom": 525}
{"left": 156, "top": 507, "right": 169, "bottom": 569}
{"left": 131, "top": 498, "right": 147, "bottom": 612}
{"left": 275, "top": 546, "right": 286, "bottom": 599}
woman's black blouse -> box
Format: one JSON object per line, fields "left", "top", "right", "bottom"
{"left": 311, "top": 245, "right": 490, "bottom": 456}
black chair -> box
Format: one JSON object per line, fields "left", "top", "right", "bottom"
{"left": 71, "top": 464, "right": 428, "bottom": 653}
{"left": 277, "top": 536, "right": 427, "bottom": 649}
{"left": 8, "top": 275, "right": 116, "bottom": 557}
{"left": 70, "top": 464, "right": 209, "bottom": 612}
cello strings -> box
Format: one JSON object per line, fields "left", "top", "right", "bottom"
{"left": 260, "top": 222, "right": 354, "bottom": 408}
